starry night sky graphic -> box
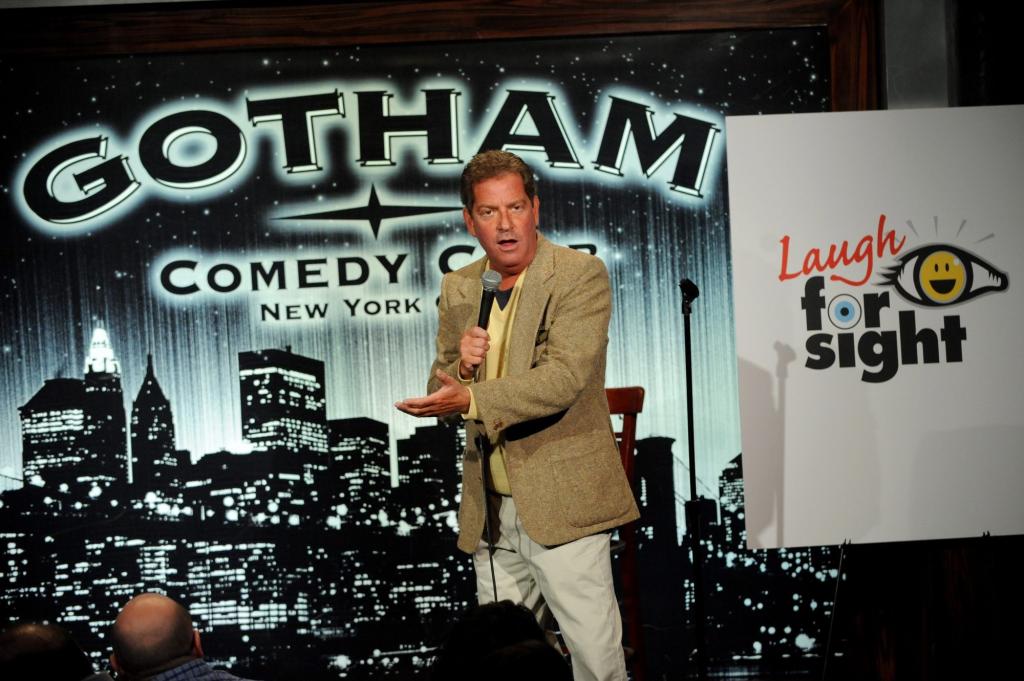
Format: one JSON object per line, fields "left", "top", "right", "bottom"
{"left": 0, "top": 30, "right": 830, "bottom": 508}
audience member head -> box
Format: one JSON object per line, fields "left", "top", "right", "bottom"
{"left": 483, "top": 639, "right": 572, "bottom": 680}
{"left": 0, "top": 621, "right": 97, "bottom": 680}
{"left": 109, "top": 593, "right": 200, "bottom": 680}
{"left": 429, "top": 600, "right": 550, "bottom": 680}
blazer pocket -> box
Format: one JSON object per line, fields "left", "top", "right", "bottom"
{"left": 550, "top": 433, "right": 632, "bottom": 528}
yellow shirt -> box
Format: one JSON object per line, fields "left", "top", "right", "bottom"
{"left": 462, "top": 266, "right": 527, "bottom": 494}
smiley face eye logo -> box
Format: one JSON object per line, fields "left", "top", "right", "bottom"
{"left": 918, "top": 250, "right": 966, "bottom": 303}
{"left": 880, "top": 243, "right": 1008, "bottom": 306}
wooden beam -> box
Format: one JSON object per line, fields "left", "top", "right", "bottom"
{"left": 0, "top": 0, "right": 881, "bottom": 111}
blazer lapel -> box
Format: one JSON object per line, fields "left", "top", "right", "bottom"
{"left": 507, "top": 235, "right": 554, "bottom": 376}
{"left": 450, "top": 260, "right": 485, "bottom": 312}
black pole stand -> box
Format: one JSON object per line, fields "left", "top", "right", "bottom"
{"left": 821, "top": 539, "right": 851, "bottom": 681}
{"left": 476, "top": 432, "right": 501, "bottom": 602}
{"left": 679, "top": 277, "right": 708, "bottom": 681}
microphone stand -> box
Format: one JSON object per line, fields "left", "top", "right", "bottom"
{"left": 679, "top": 277, "right": 708, "bottom": 681}
{"left": 473, "top": 269, "right": 505, "bottom": 602}
{"left": 476, "top": 430, "right": 501, "bottom": 602}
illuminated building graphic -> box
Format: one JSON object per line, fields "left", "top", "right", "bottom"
{"left": 328, "top": 417, "right": 390, "bottom": 528}
{"left": 633, "top": 437, "right": 689, "bottom": 680}
{"left": 81, "top": 328, "right": 129, "bottom": 486}
{"left": 19, "top": 327, "right": 128, "bottom": 496}
{"left": 394, "top": 422, "right": 462, "bottom": 516}
{"left": 1, "top": 329, "right": 842, "bottom": 679}
{"left": 19, "top": 378, "right": 87, "bottom": 488}
{"left": 238, "top": 348, "right": 328, "bottom": 455}
{"left": 130, "top": 354, "right": 186, "bottom": 488}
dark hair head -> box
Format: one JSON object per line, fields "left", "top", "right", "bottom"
{"left": 483, "top": 639, "right": 572, "bottom": 680}
{"left": 429, "top": 600, "right": 546, "bottom": 681}
{"left": 460, "top": 150, "right": 536, "bottom": 209}
{"left": 0, "top": 622, "right": 95, "bottom": 680}
{"left": 110, "top": 593, "right": 195, "bottom": 678}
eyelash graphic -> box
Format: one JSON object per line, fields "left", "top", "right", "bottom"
{"left": 879, "top": 243, "right": 1009, "bottom": 306}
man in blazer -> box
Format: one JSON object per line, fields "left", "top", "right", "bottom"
{"left": 397, "top": 150, "right": 638, "bottom": 681}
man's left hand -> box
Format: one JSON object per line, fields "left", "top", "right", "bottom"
{"left": 395, "top": 370, "right": 471, "bottom": 417}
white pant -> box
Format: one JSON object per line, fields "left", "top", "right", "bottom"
{"left": 473, "top": 496, "right": 627, "bottom": 681}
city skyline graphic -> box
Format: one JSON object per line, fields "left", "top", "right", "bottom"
{"left": 2, "top": 326, "right": 840, "bottom": 678}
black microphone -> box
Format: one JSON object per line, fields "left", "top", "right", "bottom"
{"left": 679, "top": 277, "right": 699, "bottom": 314}
{"left": 477, "top": 270, "right": 502, "bottom": 329}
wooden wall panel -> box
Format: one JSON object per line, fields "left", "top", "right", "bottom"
{"left": 0, "top": 0, "right": 880, "bottom": 111}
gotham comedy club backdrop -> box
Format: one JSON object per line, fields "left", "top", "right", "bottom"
{"left": 0, "top": 30, "right": 832, "bottom": 677}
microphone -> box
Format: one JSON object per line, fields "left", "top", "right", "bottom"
{"left": 679, "top": 277, "right": 699, "bottom": 314}
{"left": 477, "top": 270, "right": 502, "bottom": 329}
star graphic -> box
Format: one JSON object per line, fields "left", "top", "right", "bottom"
{"left": 277, "top": 185, "right": 460, "bottom": 238}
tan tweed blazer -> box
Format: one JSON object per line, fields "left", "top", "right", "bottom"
{"left": 428, "top": 234, "right": 640, "bottom": 553}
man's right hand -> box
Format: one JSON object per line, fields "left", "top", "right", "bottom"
{"left": 459, "top": 326, "right": 490, "bottom": 379}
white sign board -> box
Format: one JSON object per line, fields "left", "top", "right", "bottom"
{"left": 727, "top": 105, "right": 1024, "bottom": 549}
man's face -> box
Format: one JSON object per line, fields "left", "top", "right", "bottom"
{"left": 463, "top": 172, "right": 540, "bottom": 282}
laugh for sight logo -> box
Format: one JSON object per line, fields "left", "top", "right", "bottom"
{"left": 779, "top": 214, "right": 1009, "bottom": 383}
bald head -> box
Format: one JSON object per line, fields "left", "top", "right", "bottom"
{"left": 110, "top": 593, "right": 198, "bottom": 678}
